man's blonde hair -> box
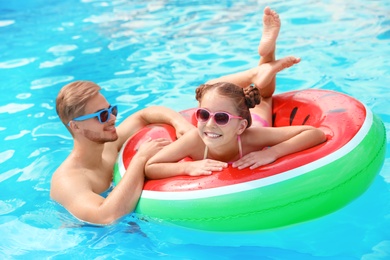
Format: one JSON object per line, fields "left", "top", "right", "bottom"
{"left": 56, "top": 81, "right": 101, "bottom": 127}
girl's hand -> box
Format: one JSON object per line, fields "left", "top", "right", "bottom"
{"left": 185, "top": 160, "right": 228, "bottom": 176}
{"left": 232, "top": 149, "right": 277, "bottom": 170}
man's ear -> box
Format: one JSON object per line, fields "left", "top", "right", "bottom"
{"left": 69, "top": 121, "right": 79, "bottom": 131}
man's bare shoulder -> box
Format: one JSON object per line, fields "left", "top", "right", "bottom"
{"left": 50, "top": 159, "right": 112, "bottom": 223}
{"left": 50, "top": 160, "right": 91, "bottom": 204}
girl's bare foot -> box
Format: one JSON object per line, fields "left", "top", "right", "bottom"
{"left": 253, "top": 56, "right": 301, "bottom": 98}
{"left": 258, "top": 6, "right": 281, "bottom": 57}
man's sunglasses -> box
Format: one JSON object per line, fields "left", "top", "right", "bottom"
{"left": 195, "top": 108, "right": 242, "bottom": 126}
{"left": 68, "top": 105, "right": 118, "bottom": 126}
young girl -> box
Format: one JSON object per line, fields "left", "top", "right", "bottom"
{"left": 145, "top": 82, "right": 326, "bottom": 179}
{"left": 145, "top": 7, "right": 326, "bottom": 179}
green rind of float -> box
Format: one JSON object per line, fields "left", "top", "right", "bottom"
{"left": 135, "top": 114, "right": 386, "bottom": 232}
{"left": 113, "top": 163, "right": 121, "bottom": 185}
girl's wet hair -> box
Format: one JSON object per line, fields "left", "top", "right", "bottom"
{"left": 195, "top": 82, "right": 260, "bottom": 128}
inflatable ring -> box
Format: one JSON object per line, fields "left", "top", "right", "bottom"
{"left": 114, "top": 89, "right": 386, "bottom": 232}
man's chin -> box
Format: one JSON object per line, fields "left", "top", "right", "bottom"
{"left": 100, "top": 134, "right": 119, "bottom": 144}
{"left": 109, "top": 134, "right": 119, "bottom": 142}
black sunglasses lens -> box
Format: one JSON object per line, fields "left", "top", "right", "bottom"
{"left": 214, "top": 113, "right": 229, "bottom": 125}
{"left": 98, "top": 106, "right": 118, "bottom": 123}
{"left": 99, "top": 110, "right": 109, "bottom": 122}
{"left": 197, "top": 109, "right": 210, "bottom": 122}
{"left": 112, "top": 106, "right": 118, "bottom": 116}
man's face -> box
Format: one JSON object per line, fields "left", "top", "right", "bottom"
{"left": 73, "top": 93, "right": 118, "bottom": 143}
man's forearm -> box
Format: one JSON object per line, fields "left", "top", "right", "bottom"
{"left": 98, "top": 155, "right": 146, "bottom": 224}
{"left": 140, "top": 106, "right": 185, "bottom": 126}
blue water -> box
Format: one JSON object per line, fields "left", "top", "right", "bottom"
{"left": 1, "top": 0, "right": 390, "bottom": 259}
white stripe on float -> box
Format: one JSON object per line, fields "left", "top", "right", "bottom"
{"left": 118, "top": 139, "right": 128, "bottom": 178}
{"left": 140, "top": 105, "right": 374, "bottom": 201}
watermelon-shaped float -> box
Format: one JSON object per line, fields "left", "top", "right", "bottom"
{"left": 114, "top": 89, "right": 386, "bottom": 232}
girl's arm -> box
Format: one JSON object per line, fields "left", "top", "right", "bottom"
{"left": 263, "top": 125, "right": 326, "bottom": 155}
{"left": 234, "top": 126, "right": 326, "bottom": 169}
{"left": 145, "top": 129, "right": 227, "bottom": 179}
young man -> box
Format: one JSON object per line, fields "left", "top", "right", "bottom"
{"left": 50, "top": 80, "right": 194, "bottom": 225}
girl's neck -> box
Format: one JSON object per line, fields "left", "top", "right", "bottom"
{"left": 203, "top": 135, "right": 242, "bottom": 162}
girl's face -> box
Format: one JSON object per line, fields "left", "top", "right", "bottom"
{"left": 197, "top": 90, "right": 247, "bottom": 150}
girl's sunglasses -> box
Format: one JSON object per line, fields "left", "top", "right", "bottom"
{"left": 68, "top": 105, "right": 118, "bottom": 126}
{"left": 195, "top": 108, "right": 242, "bottom": 126}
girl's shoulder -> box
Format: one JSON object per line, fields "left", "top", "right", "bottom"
{"left": 178, "top": 128, "right": 203, "bottom": 146}
{"left": 241, "top": 126, "right": 272, "bottom": 147}
{"left": 178, "top": 128, "right": 205, "bottom": 160}
{"left": 243, "top": 126, "right": 268, "bottom": 136}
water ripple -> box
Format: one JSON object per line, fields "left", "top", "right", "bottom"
{"left": 381, "top": 160, "right": 390, "bottom": 184}
{"left": 17, "top": 155, "right": 51, "bottom": 182}
{"left": 378, "top": 29, "right": 390, "bottom": 40}
{"left": 0, "top": 220, "right": 83, "bottom": 254}
{"left": 82, "top": 47, "right": 102, "bottom": 54}
{"left": 16, "top": 93, "right": 32, "bottom": 99}
{"left": 0, "top": 150, "right": 14, "bottom": 164}
{"left": 4, "top": 130, "right": 30, "bottom": 141}
{"left": 28, "top": 148, "right": 50, "bottom": 159}
{"left": 30, "top": 76, "right": 74, "bottom": 89}
{"left": 362, "top": 240, "right": 390, "bottom": 259}
{"left": 0, "top": 20, "right": 15, "bottom": 27}
{"left": 0, "top": 58, "right": 36, "bottom": 69}
{"left": 108, "top": 38, "right": 137, "bottom": 51}
{"left": 99, "top": 78, "right": 143, "bottom": 91}
{"left": 0, "top": 103, "right": 34, "bottom": 114}
{"left": 116, "top": 94, "right": 149, "bottom": 103}
{"left": 47, "top": 44, "right": 78, "bottom": 54}
{"left": 0, "top": 168, "right": 21, "bottom": 183}
{"left": 0, "top": 199, "right": 25, "bottom": 215}
{"left": 83, "top": 14, "right": 127, "bottom": 24}
{"left": 31, "top": 122, "right": 71, "bottom": 140}
{"left": 39, "top": 56, "right": 75, "bottom": 68}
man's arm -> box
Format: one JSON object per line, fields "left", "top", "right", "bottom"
{"left": 115, "top": 106, "right": 195, "bottom": 149}
{"left": 51, "top": 139, "right": 169, "bottom": 225}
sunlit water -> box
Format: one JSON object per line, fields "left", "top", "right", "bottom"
{"left": 1, "top": 0, "right": 390, "bottom": 259}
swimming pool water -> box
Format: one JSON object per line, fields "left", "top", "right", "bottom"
{"left": 1, "top": 0, "right": 390, "bottom": 259}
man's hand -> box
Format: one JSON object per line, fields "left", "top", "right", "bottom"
{"left": 136, "top": 138, "right": 172, "bottom": 161}
{"left": 175, "top": 121, "right": 196, "bottom": 139}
